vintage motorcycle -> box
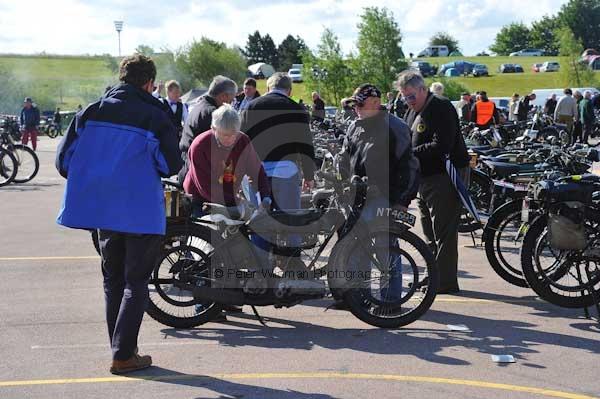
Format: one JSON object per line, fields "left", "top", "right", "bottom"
{"left": 145, "top": 163, "right": 438, "bottom": 329}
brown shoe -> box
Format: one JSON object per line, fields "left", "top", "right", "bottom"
{"left": 110, "top": 353, "right": 152, "bottom": 375}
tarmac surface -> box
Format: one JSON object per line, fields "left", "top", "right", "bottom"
{"left": 0, "top": 137, "right": 598, "bottom": 399}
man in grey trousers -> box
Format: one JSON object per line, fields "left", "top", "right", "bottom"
{"left": 396, "top": 71, "right": 470, "bottom": 294}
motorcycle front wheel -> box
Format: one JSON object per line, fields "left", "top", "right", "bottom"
{"left": 329, "top": 224, "right": 438, "bottom": 328}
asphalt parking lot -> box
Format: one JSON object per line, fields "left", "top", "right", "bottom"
{"left": 0, "top": 137, "right": 598, "bottom": 399}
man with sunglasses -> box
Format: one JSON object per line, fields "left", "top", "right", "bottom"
{"left": 397, "top": 71, "right": 470, "bottom": 294}
{"left": 341, "top": 84, "right": 420, "bottom": 302}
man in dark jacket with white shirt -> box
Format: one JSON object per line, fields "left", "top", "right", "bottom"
{"left": 56, "top": 54, "right": 182, "bottom": 374}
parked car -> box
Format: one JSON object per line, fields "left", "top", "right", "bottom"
{"left": 410, "top": 61, "right": 436, "bottom": 77}
{"left": 287, "top": 68, "right": 303, "bottom": 82}
{"left": 476, "top": 52, "right": 490, "bottom": 56}
{"left": 540, "top": 61, "right": 560, "bottom": 72}
{"left": 417, "top": 45, "right": 449, "bottom": 57}
{"left": 472, "top": 64, "right": 489, "bottom": 77}
{"left": 498, "top": 63, "right": 516, "bottom": 73}
{"left": 438, "top": 60, "right": 476, "bottom": 76}
{"left": 514, "top": 64, "right": 524, "bottom": 73}
{"left": 324, "top": 106, "right": 337, "bottom": 119}
{"left": 509, "top": 48, "right": 544, "bottom": 56}
{"left": 532, "top": 63, "right": 543, "bottom": 72}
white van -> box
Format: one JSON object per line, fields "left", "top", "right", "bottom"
{"left": 417, "top": 45, "right": 449, "bottom": 57}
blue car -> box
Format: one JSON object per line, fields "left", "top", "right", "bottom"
{"left": 438, "top": 60, "right": 476, "bottom": 76}
{"left": 472, "top": 64, "right": 489, "bottom": 77}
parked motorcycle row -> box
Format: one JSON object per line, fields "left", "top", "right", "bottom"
{"left": 461, "top": 108, "right": 600, "bottom": 316}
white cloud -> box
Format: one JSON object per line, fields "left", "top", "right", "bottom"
{"left": 0, "top": 0, "right": 568, "bottom": 56}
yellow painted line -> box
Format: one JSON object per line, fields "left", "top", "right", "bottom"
{"left": 433, "top": 298, "right": 539, "bottom": 304}
{"left": 0, "top": 373, "right": 596, "bottom": 398}
{"left": 0, "top": 256, "right": 99, "bottom": 261}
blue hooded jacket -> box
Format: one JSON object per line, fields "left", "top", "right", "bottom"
{"left": 56, "top": 83, "right": 183, "bottom": 235}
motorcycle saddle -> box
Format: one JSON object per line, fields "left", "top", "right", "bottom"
{"left": 203, "top": 203, "right": 243, "bottom": 220}
{"left": 268, "top": 209, "right": 324, "bottom": 226}
{"left": 484, "top": 161, "right": 523, "bottom": 178}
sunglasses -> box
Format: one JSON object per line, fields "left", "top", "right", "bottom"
{"left": 401, "top": 93, "right": 418, "bottom": 102}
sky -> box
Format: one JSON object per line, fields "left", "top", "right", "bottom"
{"left": 0, "top": 0, "right": 569, "bottom": 57}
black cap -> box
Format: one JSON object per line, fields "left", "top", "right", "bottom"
{"left": 24, "top": 97, "right": 33, "bottom": 103}
{"left": 350, "top": 84, "right": 381, "bottom": 104}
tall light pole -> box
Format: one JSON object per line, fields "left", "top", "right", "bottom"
{"left": 114, "top": 20, "right": 124, "bottom": 57}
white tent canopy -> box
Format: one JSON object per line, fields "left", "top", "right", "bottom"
{"left": 248, "top": 63, "right": 275, "bottom": 78}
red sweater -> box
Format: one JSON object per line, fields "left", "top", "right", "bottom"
{"left": 183, "top": 129, "right": 270, "bottom": 206}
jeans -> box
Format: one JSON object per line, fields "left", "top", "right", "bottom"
{"left": 349, "top": 196, "right": 403, "bottom": 301}
{"left": 268, "top": 172, "right": 302, "bottom": 252}
{"left": 98, "top": 230, "right": 162, "bottom": 360}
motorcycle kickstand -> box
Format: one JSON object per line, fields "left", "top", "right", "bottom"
{"left": 251, "top": 305, "right": 268, "bottom": 327}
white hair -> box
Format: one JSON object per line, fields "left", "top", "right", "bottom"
{"left": 430, "top": 82, "right": 444, "bottom": 96}
{"left": 211, "top": 104, "right": 241, "bottom": 132}
{"left": 395, "top": 70, "right": 426, "bottom": 90}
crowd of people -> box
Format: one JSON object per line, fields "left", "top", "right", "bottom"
{"left": 52, "top": 53, "right": 598, "bottom": 375}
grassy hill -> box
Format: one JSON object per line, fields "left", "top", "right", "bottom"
{"left": 1, "top": 54, "right": 597, "bottom": 113}
{"left": 418, "top": 56, "right": 571, "bottom": 97}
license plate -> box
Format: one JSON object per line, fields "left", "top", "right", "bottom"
{"left": 521, "top": 197, "right": 530, "bottom": 222}
{"left": 391, "top": 210, "right": 417, "bottom": 227}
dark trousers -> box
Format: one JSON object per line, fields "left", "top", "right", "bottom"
{"left": 418, "top": 168, "right": 469, "bottom": 291}
{"left": 583, "top": 123, "right": 593, "bottom": 144}
{"left": 98, "top": 230, "right": 162, "bottom": 360}
{"left": 572, "top": 121, "right": 583, "bottom": 144}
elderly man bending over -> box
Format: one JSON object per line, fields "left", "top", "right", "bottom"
{"left": 183, "top": 104, "right": 270, "bottom": 212}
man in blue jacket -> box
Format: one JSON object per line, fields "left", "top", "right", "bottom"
{"left": 56, "top": 54, "right": 182, "bottom": 374}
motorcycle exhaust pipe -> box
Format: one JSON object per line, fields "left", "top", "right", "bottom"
{"left": 190, "top": 285, "right": 245, "bottom": 305}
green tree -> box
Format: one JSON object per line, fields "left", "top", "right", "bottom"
{"left": 243, "top": 31, "right": 264, "bottom": 65}
{"left": 135, "top": 44, "right": 155, "bottom": 56}
{"left": 102, "top": 53, "right": 119, "bottom": 74}
{"left": 558, "top": 0, "right": 600, "bottom": 51}
{"left": 177, "top": 38, "right": 247, "bottom": 87}
{"left": 557, "top": 27, "right": 598, "bottom": 87}
{"left": 154, "top": 50, "right": 194, "bottom": 91}
{"left": 429, "top": 32, "right": 460, "bottom": 54}
{"left": 302, "top": 29, "right": 353, "bottom": 106}
{"left": 260, "top": 34, "right": 279, "bottom": 69}
{"left": 355, "top": 7, "right": 406, "bottom": 92}
{"left": 490, "top": 23, "right": 531, "bottom": 55}
{"left": 529, "top": 16, "right": 562, "bottom": 56}
{"left": 277, "top": 35, "right": 307, "bottom": 71}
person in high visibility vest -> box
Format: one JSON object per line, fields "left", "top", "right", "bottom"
{"left": 470, "top": 91, "right": 500, "bottom": 130}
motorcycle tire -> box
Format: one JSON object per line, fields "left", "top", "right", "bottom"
{"left": 146, "top": 224, "right": 223, "bottom": 328}
{"left": 11, "top": 144, "right": 39, "bottom": 183}
{"left": 521, "top": 214, "right": 600, "bottom": 309}
{"left": 330, "top": 224, "right": 438, "bottom": 328}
